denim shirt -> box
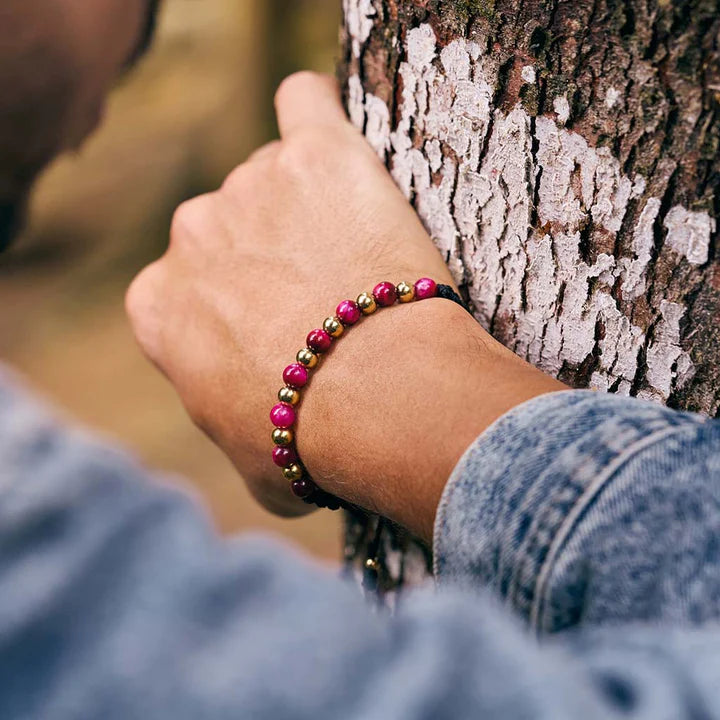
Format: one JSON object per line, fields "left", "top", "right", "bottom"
{"left": 1, "top": 363, "right": 720, "bottom": 719}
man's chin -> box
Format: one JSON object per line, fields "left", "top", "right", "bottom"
{"left": 0, "top": 200, "right": 25, "bottom": 253}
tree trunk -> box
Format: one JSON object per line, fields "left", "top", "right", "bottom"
{"left": 339, "top": 0, "right": 720, "bottom": 592}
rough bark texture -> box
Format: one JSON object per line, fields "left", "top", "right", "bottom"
{"left": 339, "top": 0, "right": 720, "bottom": 591}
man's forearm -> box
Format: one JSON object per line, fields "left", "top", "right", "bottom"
{"left": 298, "top": 298, "right": 564, "bottom": 541}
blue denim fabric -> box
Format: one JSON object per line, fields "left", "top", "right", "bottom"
{"left": 434, "top": 390, "right": 720, "bottom": 633}
{"left": 2, "top": 365, "right": 720, "bottom": 719}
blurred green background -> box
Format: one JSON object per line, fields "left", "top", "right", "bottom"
{"left": 0, "top": 0, "right": 342, "bottom": 561}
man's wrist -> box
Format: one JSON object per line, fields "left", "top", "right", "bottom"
{"left": 297, "top": 298, "right": 566, "bottom": 542}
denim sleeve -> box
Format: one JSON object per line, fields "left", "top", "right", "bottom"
{"left": 434, "top": 389, "right": 720, "bottom": 634}
{"left": 3, "top": 369, "right": 720, "bottom": 719}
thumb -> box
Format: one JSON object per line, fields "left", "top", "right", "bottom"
{"left": 274, "top": 72, "right": 348, "bottom": 138}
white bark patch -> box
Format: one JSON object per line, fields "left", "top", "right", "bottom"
{"left": 605, "top": 87, "right": 621, "bottom": 109}
{"left": 663, "top": 206, "right": 714, "bottom": 265}
{"left": 343, "top": 0, "right": 375, "bottom": 58}
{"left": 631, "top": 174, "right": 647, "bottom": 198}
{"left": 619, "top": 197, "right": 661, "bottom": 299}
{"left": 347, "top": 74, "right": 366, "bottom": 131}
{"left": 521, "top": 65, "right": 536, "bottom": 84}
{"left": 407, "top": 24, "right": 439, "bottom": 69}
{"left": 535, "top": 117, "right": 629, "bottom": 233}
{"left": 345, "top": 16, "right": 718, "bottom": 403}
{"left": 364, "top": 94, "right": 391, "bottom": 159}
{"left": 461, "top": 106, "right": 534, "bottom": 332}
{"left": 641, "top": 301, "right": 695, "bottom": 402}
{"left": 553, "top": 95, "right": 570, "bottom": 124}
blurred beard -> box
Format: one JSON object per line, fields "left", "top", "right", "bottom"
{"left": 127, "top": 0, "right": 161, "bottom": 67}
{"left": 0, "top": 0, "right": 161, "bottom": 255}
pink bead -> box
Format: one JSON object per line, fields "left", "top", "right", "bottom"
{"left": 336, "top": 300, "right": 361, "bottom": 326}
{"left": 270, "top": 403, "right": 296, "bottom": 428}
{"left": 283, "top": 363, "right": 309, "bottom": 388}
{"left": 272, "top": 446, "right": 298, "bottom": 467}
{"left": 414, "top": 277, "right": 437, "bottom": 300}
{"left": 373, "top": 281, "right": 397, "bottom": 307}
{"left": 306, "top": 328, "right": 332, "bottom": 353}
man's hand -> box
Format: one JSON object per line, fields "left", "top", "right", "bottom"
{"left": 126, "top": 72, "right": 456, "bottom": 517}
{"left": 127, "top": 72, "right": 564, "bottom": 538}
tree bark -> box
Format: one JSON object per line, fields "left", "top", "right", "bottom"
{"left": 339, "top": 0, "right": 720, "bottom": 592}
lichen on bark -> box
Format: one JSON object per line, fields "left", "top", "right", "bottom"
{"left": 340, "top": 0, "right": 720, "bottom": 591}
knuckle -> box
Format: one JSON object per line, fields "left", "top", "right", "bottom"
{"left": 221, "top": 163, "right": 253, "bottom": 194}
{"left": 188, "top": 400, "right": 215, "bottom": 440}
{"left": 170, "top": 194, "right": 214, "bottom": 247}
{"left": 125, "top": 262, "right": 165, "bottom": 358}
{"left": 125, "top": 264, "right": 153, "bottom": 322}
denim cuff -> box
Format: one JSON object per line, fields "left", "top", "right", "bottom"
{"left": 433, "top": 389, "right": 709, "bottom": 631}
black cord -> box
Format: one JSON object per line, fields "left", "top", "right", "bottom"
{"left": 304, "top": 489, "right": 355, "bottom": 512}
{"left": 436, "top": 284, "right": 470, "bottom": 311}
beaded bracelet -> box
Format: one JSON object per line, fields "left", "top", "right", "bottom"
{"left": 270, "top": 278, "right": 466, "bottom": 510}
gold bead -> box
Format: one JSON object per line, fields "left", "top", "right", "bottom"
{"left": 296, "top": 348, "right": 318, "bottom": 368}
{"left": 396, "top": 281, "right": 415, "bottom": 303}
{"left": 365, "top": 557, "right": 380, "bottom": 572}
{"left": 272, "top": 428, "right": 293, "bottom": 446}
{"left": 278, "top": 387, "right": 300, "bottom": 406}
{"left": 323, "top": 316, "right": 344, "bottom": 338}
{"left": 283, "top": 463, "right": 303, "bottom": 481}
{"left": 356, "top": 292, "right": 377, "bottom": 315}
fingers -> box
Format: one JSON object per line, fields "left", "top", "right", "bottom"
{"left": 126, "top": 193, "right": 221, "bottom": 375}
{"left": 125, "top": 258, "right": 170, "bottom": 371}
{"left": 274, "top": 71, "right": 347, "bottom": 138}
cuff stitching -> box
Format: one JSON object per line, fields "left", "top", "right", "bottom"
{"left": 529, "top": 424, "right": 683, "bottom": 631}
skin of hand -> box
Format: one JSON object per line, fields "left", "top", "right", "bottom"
{"left": 126, "top": 72, "right": 566, "bottom": 543}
